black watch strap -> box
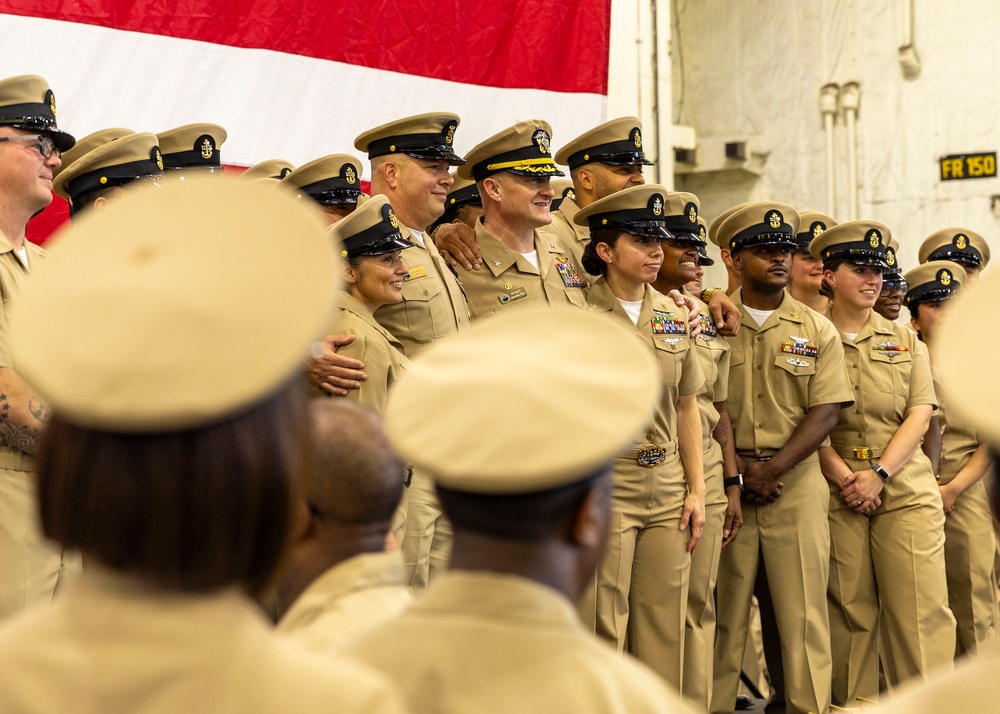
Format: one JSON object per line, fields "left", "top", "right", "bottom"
{"left": 724, "top": 474, "right": 744, "bottom": 490}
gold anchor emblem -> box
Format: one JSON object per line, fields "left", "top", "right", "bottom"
{"left": 768, "top": 211, "right": 781, "bottom": 229}
{"left": 387, "top": 208, "right": 399, "bottom": 228}
{"left": 812, "top": 222, "right": 825, "bottom": 237}
{"left": 200, "top": 138, "right": 214, "bottom": 160}
{"left": 632, "top": 128, "right": 642, "bottom": 148}
{"left": 154, "top": 148, "right": 163, "bottom": 171}
{"left": 687, "top": 205, "right": 697, "bottom": 223}
{"left": 955, "top": 234, "right": 968, "bottom": 250}
{"left": 652, "top": 196, "right": 663, "bottom": 216}
{"left": 445, "top": 123, "right": 456, "bottom": 145}
{"left": 345, "top": 166, "right": 357, "bottom": 184}
{"left": 886, "top": 248, "right": 895, "bottom": 266}
{"left": 534, "top": 130, "right": 551, "bottom": 155}
{"left": 868, "top": 229, "right": 880, "bottom": 248}
{"left": 940, "top": 269, "right": 952, "bottom": 286}
{"left": 48, "top": 91, "right": 56, "bottom": 115}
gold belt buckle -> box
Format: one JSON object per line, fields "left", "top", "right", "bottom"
{"left": 638, "top": 446, "right": 666, "bottom": 467}
{"left": 853, "top": 447, "right": 873, "bottom": 460}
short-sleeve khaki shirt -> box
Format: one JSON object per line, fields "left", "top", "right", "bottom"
{"left": 828, "top": 310, "right": 936, "bottom": 455}
{"left": 691, "top": 296, "right": 731, "bottom": 436}
{"left": 537, "top": 196, "right": 590, "bottom": 277}
{"left": 726, "top": 291, "right": 853, "bottom": 456}
{"left": 0, "top": 232, "right": 44, "bottom": 368}
{"left": 931, "top": 359, "right": 979, "bottom": 480}
{"left": 454, "top": 220, "right": 587, "bottom": 320}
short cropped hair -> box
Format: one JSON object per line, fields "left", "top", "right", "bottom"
{"left": 37, "top": 377, "right": 311, "bottom": 596}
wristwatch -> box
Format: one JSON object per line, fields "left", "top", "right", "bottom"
{"left": 870, "top": 462, "right": 892, "bottom": 484}
{"left": 724, "top": 474, "right": 744, "bottom": 491}
{"left": 701, "top": 288, "right": 718, "bottom": 304}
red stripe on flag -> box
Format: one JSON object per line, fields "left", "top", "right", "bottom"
{"left": 3, "top": 1, "right": 610, "bottom": 94}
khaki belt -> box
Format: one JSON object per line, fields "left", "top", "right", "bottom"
{"left": 737, "top": 450, "right": 778, "bottom": 461}
{"left": 0, "top": 446, "right": 33, "bottom": 471}
{"left": 832, "top": 446, "right": 886, "bottom": 461}
{"left": 635, "top": 442, "right": 677, "bottom": 468}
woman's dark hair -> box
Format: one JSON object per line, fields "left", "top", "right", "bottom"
{"left": 37, "top": 376, "right": 311, "bottom": 597}
{"left": 820, "top": 257, "right": 849, "bottom": 299}
{"left": 581, "top": 226, "right": 622, "bottom": 276}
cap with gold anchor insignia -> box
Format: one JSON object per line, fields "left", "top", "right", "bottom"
{"left": 11, "top": 175, "right": 337, "bottom": 431}
{"left": 53, "top": 132, "right": 163, "bottom": 206}
{"left": 354, "top": 112, "right": 464, "bottom": 165}
{"left": 918, "top": 228, "right": 990, "bottom": 270}
{"left": 554, "top": 117, "right": 654, "bottom": 170}
{"left": 156, "top": 123, "right": 227, "bottom": 171}
{"left": 794, "top": 210, "right": 838, "bottom": 254}
{"left": 659, "top": 191, "right": 705, "bottom": 243}
{"left": 331, "top": 194, "right": 413, "bottom": 259}
{"left": 717, "top": 202, "right": 800, "bottom": 253}
{"left": 240, "top": 159, "right": 294, "bottom": 181}
{"left": 903, "top": 260, "right": 966, "bottom": 307}
{"left": 809, "top": 220, "right": 889, "bottom": 267}
{"left": 458, "top": 119, "right": 565, "bottom": 182}
{"left": 430, "top": 172, "right": 481, "bottom": 232}
{"left": 284, "top": 154, "right": 364, "bottom": 206}
{"left": 707, "top": 201, "right": 753, "bottom": 249}
{"left": 694, "top": 217, "right": 714, "bottom": 265}
{"left": 0, "top": 74, "right": 75, "bottom": 151}
{"left": 384, "top": 305, "right": 660, "bottom": 493}
{"left": 574, "top": 183, "right": 672, "bottom": 239}
{"left": 54, "top": 127, "right": 133, "bottom": 179}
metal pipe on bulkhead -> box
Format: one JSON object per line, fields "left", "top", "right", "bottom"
{"left": 819, "top": 83, "right": 840, "bottom": 217}
{"left": 839, "top": 81, "right": 861, "bottom": 221}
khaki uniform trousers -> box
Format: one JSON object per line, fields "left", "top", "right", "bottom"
{"left": 581, "top": 448, "right": 692, "bottom": 691}
{"left": 683, "top": 437, "right": 726, "bottom": 709}
{"left": 940, "top": 476, "right": 997, "bottom": 657}
{"left": 400, "top": 468, "right": 451, "bottom": 590}
{"left": 0, "top": 462, "right": 79, "bottom": 620}
{"left": 712, "top": 456, "right": 832, "bottom": 714}
{"left": 827, "top": 455, "right": 955, "bottom": 705}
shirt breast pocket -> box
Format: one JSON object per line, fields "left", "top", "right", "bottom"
{"left": 401, "top": 278, "right": 445, "bottom": 341}
{"left": 772, "top": 354, "right": 816, "bottom": 406}
{"left": 653, "top": 336, "right": 689, "bottom": 388}
{"left": 564, "top": 289, "right": 587, "bottom": 308}
{"left": 728, "top": 350, "right": 746, "bottom": 404}
{"left": 870, "top": 350, "right": 911, "bottom": 395}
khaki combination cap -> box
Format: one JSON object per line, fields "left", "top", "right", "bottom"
{"left": 660, "top": 191, "right": 704, "bottom": 242}
{"left": 549, "top": 180, "right": 576, "bottom": 212}
{"left": 809, "top": 220, "right": 889, "bottom": 267}
{"left": 717, "top": 202, "right": 800, "bottom": 253}
{"left": 330, "top": 194, "right": 412, "bottom": 259}
{"left": 384, "top": 305, "right": 661, "bottom": 493}
{"left": 919, "top": 228, "right": 990, "bottom": 269}
{"left": 354, "top": 112, "right": 464, "bottom": 164}
{"left": 553, "top": 116, "right": 653, "bottom": 170}
{"left": 883, "top": 237, "right": 903, "bottom": 280}
{"left": 695, "top": 217, "right": 714, "bottom": 265}
{"left": 903, "top": 260, "right": 966, "bottom": 307}
{"left": 708, "top": 201, "right": 753, "bottom": 248}
{"left": 794, "top": 210, "right": 837, "bottom": 253}
{"left": 574, "top": 183, "right": 673, "bottom": 239}
{"left": 156, "top": 123, "right": 227, "bottom": 169}
{"left": 53, "top": 132, "right": 163, "bottom": 202}
{"left": 240, "top": 159, "right": 294, "bottom": 181}
{"left": 936, "top": 272, "right": 1000, "bottom": 445}
{"left": 0, "top": 74, "right": 75, "bottom": 151}
{"left": 458, "top": 119, "right": 565, "bottom": 182}
{"left": 53, "top": 127, "right": 133, "bottom": 179}
{"left": 12, "top": 175, "right": 337, "bottom": 431}
{"left": 284, "top": 154, "right": 364, "bottom": 206}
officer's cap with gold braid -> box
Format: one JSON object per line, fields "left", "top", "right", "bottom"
{"left": 0, "top": 75, "right": 75, "bottom": 151}
{"left": 794, "top": 211, "right": 837, "bottom": 254}
{"left": 936, "top": 272, "right": 1000, "bottom": 446}
{"left": 660, "top": 191, "right": 705, "bottom": 243}
{"left": 458, "top": 119, "right": 565, "bottom": 182}
{"left": 430, "top": 173, "right": 481, "bottom": 232}
{"left": 708, "top": 202, "right": 753, "bottom": 249}
{"left": 717, "top": 202, "right": 800, "bottom": 253}
{"left": 156, "top": 123, "right": 227, "bottom": 170}
{"left": 550, "top": 180, "right": 576, "bottom": 212}
{"left": 53, "top": 127, "right": 132, "bottom": 180}
{"left": 11, "top": 175, "right": 337, "bottom": 431}
{"left": 384, "top": 305, "right": 660, "bottom": 493}
{"left": 354, "top": 112, "right": 464, "bottom": 165}
{"left": 903, "top": 260, "right": 966, "bottom": 307}
{"left": 919, "top": 228, "right": 990, "bottom": 269}
{"left": 330, "top": 194, "right": 412, "bottom": 259}
{"left": 694, "top": 217, "right": 714, "bottom": 265}
{"left": 53, "top": 132, "right": 163, "bottom": 203}
{"left": 882, "top": 237, "right": 904, "bottom": 282}
{"left": 240, "top": 159, "right": 294, "bottom": 181}
{"left": 573, "top": 184, "right": 672, "bottom": 239}
{"left": 554, "top": 116, "right": 654, "bottom": 170}
{"left": 285, "top": 154, "right": 364, "bottom": 206}
{"left": 809, "top": 220, "right": 889, "bottom": 268}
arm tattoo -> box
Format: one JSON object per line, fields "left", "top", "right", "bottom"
{"left": 0, "top": 393, "right": 45, "bottom": 456}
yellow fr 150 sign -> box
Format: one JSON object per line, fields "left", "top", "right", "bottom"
{"left": 940, "top": 152, "right": 997, "bottom": 181}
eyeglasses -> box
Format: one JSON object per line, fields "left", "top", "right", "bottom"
{"left": 880, "top": 280, "right": 908, "bottom": 297}
{"left": 0, "top": 134, "right": 60, "bottom": 160}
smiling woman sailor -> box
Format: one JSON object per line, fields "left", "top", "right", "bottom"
{"left": 573, "top": 183, "right": 706, "bottom": 693}
{"left": 812, "top": 221, "right": 955, "bottom": 706}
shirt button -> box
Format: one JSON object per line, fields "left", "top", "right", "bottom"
{"left": 858, "top": 433, "right": 864, "bottom": 438}
{"left": 855, "top": 409, "right": 861, "bottom": 414}
{"left": 757, "top": 394, "right": 763, "bottom": 399}
{"left": 758, "top": 423, "right": 765, "bottom": 429}
{"left": 854, "top": 385, "right": 860, "bottom": 390}
{"left": 852, "top": 364, "right": 858, "bottom": 369}
{"left": 757, "top": 365, "right": 763, "bottom": 371}
{"left": 756, "top": 336, "right": 763, "bottom": 342}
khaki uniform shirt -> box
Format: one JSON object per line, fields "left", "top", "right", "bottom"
{"left": 453, "top": 220, "right": 587, "bottom": 320}
{"left": 332, "top": 292, "right": 410, "bottom": 413}
{"left": 932, "top": 363, "right": 979, "bottom": 481}
{"left": 537, "top": 197, "right": 590, "bottom": 275}
{"left": 0, "top": 569, "right": 404, "bottom": 714}
{"left": 727, "top": 291, "right": 853, "bottom": 456}
{"left": 584, "top": 279, "right": 704, "bottom": 448}
{"left": 0, "top": 231, "right": 44, "bottom": 369}
{"left": 374, "top": 228, "right": 468, "bottom": 359}
{"left": 346, "top": 570, "right": 699, "bottom": 714}
{"left": 277, "top": 552, "right": 412, "bottom": 653}
{"left": 828, "top": 311, "right": 936, "bottom": 457}
{"left": 693, "top": 296, "right": 731, "bottom": 506}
